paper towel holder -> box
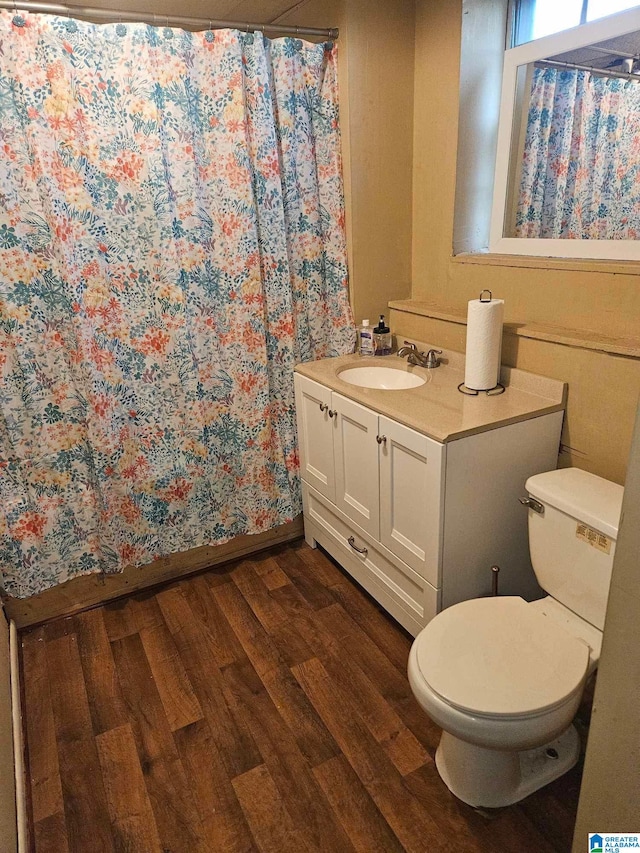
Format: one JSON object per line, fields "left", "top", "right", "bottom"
{"left": 458, "top": 289, "right": 506, "bottom": 396}
{"left": 458, "top": 382, "right": 505, "bottom": 396}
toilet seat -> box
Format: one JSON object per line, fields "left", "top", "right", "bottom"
{"left": 414, "top": 597, "right": 590, "bottom": 718}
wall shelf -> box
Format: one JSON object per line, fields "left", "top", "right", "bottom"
{"left": 389, "top": 299, "right": 640, "bottom": 359}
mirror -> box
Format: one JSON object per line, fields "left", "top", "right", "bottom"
{"left": 490, "top": 6, "right": 640, "bottom": 260}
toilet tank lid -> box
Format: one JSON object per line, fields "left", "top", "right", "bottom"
{"left": 526, "top": 468, "right": 623, "bottom": 540}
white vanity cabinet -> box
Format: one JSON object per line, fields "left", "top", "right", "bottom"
{"left": 297, "top": 379, "right": 444, "bottom": 579}
{"left": 294, "top": 372, "right": 564, "bottom": 637}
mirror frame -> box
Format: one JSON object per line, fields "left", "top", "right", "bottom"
{"left": 490, "top": 6, "right": 640, "bottom": 261}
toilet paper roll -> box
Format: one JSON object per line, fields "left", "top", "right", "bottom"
{"left": 464, "top": 296, "right": 504, "bottom": 391}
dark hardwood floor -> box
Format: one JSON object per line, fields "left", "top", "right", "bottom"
{"left": 20, "top": 540, "right": 582, "bottom": 852}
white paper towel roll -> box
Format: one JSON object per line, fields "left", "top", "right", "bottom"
{"left": 464, "top": 295, "right": 504, "bottom": 391}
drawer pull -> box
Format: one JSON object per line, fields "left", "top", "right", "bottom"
{"left": 319, "top": 402, "right": 328, "bottom": 413}
{"left": 348, "top": 536, "right": 368, "bottom": 556}
{"left": 376, "top": 435, "right": 387, "bottom": 445}
{"left": 328, "top": 409, "right": 337, "bottom": 419}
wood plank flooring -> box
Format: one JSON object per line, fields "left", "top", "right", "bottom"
{"left": 21, "top": 541, "right": 582, "bottom": 852}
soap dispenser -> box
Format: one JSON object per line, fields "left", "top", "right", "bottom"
{"left": 373, "top": 315, "right": 392, "bottom": 355}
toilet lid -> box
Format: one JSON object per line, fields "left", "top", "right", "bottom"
{"left": 415, "top": 597, "right": 589, "bottom": 718}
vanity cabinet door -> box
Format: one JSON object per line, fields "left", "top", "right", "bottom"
{"left": 378, "top": 416, "right": 444, "bottom": 587}
{"left": 332, "top": 392, "right": 380, "bottom": 539}
{"left": 294, "top": 375, "right": 336, "bottom": 502}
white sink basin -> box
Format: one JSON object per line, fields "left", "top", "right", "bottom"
{"left": 338, "top": 366, "right": 426, "bottom": 390}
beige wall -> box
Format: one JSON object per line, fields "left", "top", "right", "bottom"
{"left": 402, "top": 0, "right": 640, "bottom": 484}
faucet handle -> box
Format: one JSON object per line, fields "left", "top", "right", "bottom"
{"left": 425, "top": 349, "right": 442, "bottom": 369}
{"left": 397, "top": 341, "right": 418, "bottom": 359}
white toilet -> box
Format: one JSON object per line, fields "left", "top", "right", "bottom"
{"left": 408, "top": 467, "right": 624, "bottom": 809}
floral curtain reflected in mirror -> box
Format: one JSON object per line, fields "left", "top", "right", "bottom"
{"left": 514, "top": 65, "right": 640, "bottom": 239}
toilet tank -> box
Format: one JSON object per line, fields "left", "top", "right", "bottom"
{"left": 525, "top": 468, "right": 624, "bottom": 631}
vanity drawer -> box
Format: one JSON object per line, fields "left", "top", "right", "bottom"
{"left": 302, "top": 483, "right": 440, "bottom": 636}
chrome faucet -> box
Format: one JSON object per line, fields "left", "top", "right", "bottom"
{"left": 397, "top": 341, "right": 442, "bottom": 368}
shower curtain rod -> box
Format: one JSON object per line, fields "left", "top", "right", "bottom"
{"left": 536, "top": 57, "right": 640, "bottom": 83}
{"left": 0, "top": 0, "right": 339, "bottom": 39}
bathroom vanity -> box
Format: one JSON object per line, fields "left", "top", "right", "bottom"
{"left": 294, "top": 345, "right": 566, "bottom": 636}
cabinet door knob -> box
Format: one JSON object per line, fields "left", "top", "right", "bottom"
{"left": 328, "top": 409, "right": 337, "bottom": 419}
{"left": 319, "top": 402, "right": 328, "bottom": 412}
{"left": 348, "top": 536, "right": 368, "bottom": 556}
{"left": 376, "top": 435, "right": 387, "bottom": 445}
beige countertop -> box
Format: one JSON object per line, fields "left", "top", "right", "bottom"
{"left": 295, "top": 345, "right": 566, "bottom": 444}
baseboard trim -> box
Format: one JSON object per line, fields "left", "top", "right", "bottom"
{"left": 4, "top": 517, "right": 304, "bottom": 629}
{"left": 9, "top": 621, "right": 26, "bottom": 853}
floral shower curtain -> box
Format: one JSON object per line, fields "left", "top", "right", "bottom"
{"left": 515, "top": 66, "right": 640, "bottom": 239}
{"left": 0, "top": 11, "right": 354, "bottom": 598}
